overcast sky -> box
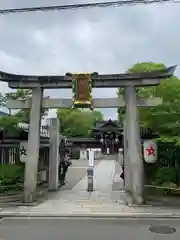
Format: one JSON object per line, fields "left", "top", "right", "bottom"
{"left": 0, "top": 0, "right": 180, "bottom": 120}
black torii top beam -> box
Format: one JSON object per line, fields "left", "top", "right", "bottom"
{"left": 0, "top": 66, "right": 176, "bottom": 89}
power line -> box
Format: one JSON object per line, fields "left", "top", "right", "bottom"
{"left": 0, "top": 0, "right": 178, "bottom": 15}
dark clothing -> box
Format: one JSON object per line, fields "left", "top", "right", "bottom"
{"left": 59, "top": 162, "right": 66, "bottom": 185}
{"left": 58, "top": 156, "right": 72, "bottom": 185}
{"left": 120, "top": 165, "right": 124, "bottom": 180}
{"left": 62, "top": 164, "right": 68, "bottom": 181}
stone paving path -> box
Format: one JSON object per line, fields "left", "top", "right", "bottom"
{"left": 1, "top": 160, "right": 126, "bottom": 215}
{"left": 73, "top": 160, "right": 115, "bottom": 191}
{"left": 1, "top": 159, "right": 180, "bottom": 216}
{"left": 26, "top": 160, "right": 122, "bottom": 214}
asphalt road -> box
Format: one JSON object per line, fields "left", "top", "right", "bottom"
{"left": 0, "top": 218, "right": 179, "bottom": 240}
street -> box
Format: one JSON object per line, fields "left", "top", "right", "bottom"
{"left": 0, "top": 218, "right": 179, "bottom": 240}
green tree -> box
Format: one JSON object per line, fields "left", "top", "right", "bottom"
{"left": 117, "top": 62, "right": 180, "bottom": 144}
{"left": 6, "top": 89, "right": 32, "bottom": 122}
{"left": 0, "top": 115, "right": 20, "bottom": 133}
{"left": 0, "top": 89, "right": 48, "bottom": 132}
{"left": 57, "top": 108, "right": 104, "bottom": 137}
{"left": 0, "top": 92, "right": 7, "bottom": 107}
{"left": 6, "top": 89, "right": 48, "bottom": 123}
{"left": 0, "top": 92, "right": 19, "bottom": 133}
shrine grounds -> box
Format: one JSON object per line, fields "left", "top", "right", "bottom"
{"left": 61, "top": 159, "right": 100, "bottom": 190}
{"left": 1, "top": 159, "right": 180, "bottom": 219}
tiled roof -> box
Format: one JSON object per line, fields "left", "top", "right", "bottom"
{"left": 94, "top": 119, "right": 120, "bottom": 129}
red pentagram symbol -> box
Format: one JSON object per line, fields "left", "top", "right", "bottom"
{"left": 145, "top": 145, "right": 155, "bottom": 156}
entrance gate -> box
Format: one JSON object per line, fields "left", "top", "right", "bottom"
{"left": 0, "top": 66, "right": 175, "bottom": 204}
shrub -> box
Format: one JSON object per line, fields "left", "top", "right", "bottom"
{"left": 144, "top": 162, "right": 158, "bottom": 184}
{"left": 148, "top": 167, "right": 177, "bottom": 185}
{"left": 0, "top": 164, "right": 24, "bottom": 193}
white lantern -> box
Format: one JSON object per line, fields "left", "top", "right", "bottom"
{"left": 143, "top": 140, "right": 157, "bottom": 164}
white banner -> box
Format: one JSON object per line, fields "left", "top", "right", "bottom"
{"left": 88, "top": 149, "right": 94, "bottom": 167}
{"left": 20, "top": 141, "right": 28, "bottom": 163}
{"left": 143, "top": 140, "right": 157, "bottom": 164}
{"left": 80, "top": 149, "right": 87, "bottom": 160}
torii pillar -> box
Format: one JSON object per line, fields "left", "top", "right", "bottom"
{"left": 125, "top": 86, "right": 144, "bottom": 204}
{"left": 23, "top": 88, "right": 43, "bottom": 203}
{"left": 123, "top": 108, "right": 131, "bottom": 193}
{"left": 48, "top": 118, "right": 60, "bottom": 191}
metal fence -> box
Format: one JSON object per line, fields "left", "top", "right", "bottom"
{"left": 157, "top": 142, "right": 180, "bottom": 168}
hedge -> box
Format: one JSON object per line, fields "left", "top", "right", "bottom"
{"left": 0, "top": 164, "right": 24, "bottom": 193}
{"left": 144, "top": 161, "right": 180, "bottom": 196}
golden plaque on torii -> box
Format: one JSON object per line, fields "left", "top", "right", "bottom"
{"left": 72, "top": 73, "right": 93, "bottom": 109}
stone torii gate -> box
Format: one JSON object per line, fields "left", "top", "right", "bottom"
{"left": 0, "top": 66, "right": 175, "bottom": 204}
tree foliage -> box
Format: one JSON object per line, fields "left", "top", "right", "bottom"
{"left": 0, "top": 89, "right": 48, "bottom": 132}
{"left": 6, "top": 89, "right": 48, "bottom": 123}
{"left": 6, "top": 89, "right": 32, "bottom": 123}
{"left": 0, "top": 115, "right": 20, "bottom": 134}
{"left": 0, "top": 88, "right": 104, "bottom": 136}
{"left": 0, "top": 92, "right": 7, "bottom": 107}
{"left": 117, "top": 62, "right": 180, "bottom": 144}
{"left": 0, "top": 92, "right": 20, "bottom": 132}
{"left": 57, "top": 108, "right": 104, "bottom": 137}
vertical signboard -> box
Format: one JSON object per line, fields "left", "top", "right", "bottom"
{"left": 72, "top": 73, "right": 93, "bottom": 109}
{"left": 59, "top": 139, "right": 66, "bottom": 163}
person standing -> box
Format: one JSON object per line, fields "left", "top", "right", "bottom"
{"left": 120, "top": 148, "right": 124, "bottom": 180}
{"left": 59, "top": 149, "right": 72, "bottom": 186}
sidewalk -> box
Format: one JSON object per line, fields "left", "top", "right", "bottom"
{"left": 1, "top": 160, "right": 180, "bottom": 218}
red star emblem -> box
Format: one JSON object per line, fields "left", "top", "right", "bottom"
{"left": 145, "top": 145, "right": 155, "bottom": 156}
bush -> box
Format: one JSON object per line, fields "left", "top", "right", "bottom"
{"left": 154, "top": 167, "right": 177, "bottom": 185}
{"left": 0, "top": 164, "right": 24, "bottom": 193}
{"left": 145, "top": 166, "right": 180, "bottom": 196}
{"left": 147, "top": 166, "right": 177, "bottom": 185}
{"left": 144, "top": 162, "right": 158, "bottom": 184}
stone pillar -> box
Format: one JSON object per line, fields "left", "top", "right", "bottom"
{"left": 123, "top": 114, "right": 131, "bottom": 192}
{"left": 87, "top": 149, "right": 94, "bottom": 191}
{"left": 48, "top": 118, "right": 60, "bottom": 191}
{"left": 24, "top": 88, "right": 43, "bottom": 203}
{"left": 125, "top": 86, "right": 144, "bottom": 204}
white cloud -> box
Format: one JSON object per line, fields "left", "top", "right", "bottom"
{"left": 0, "top": 0, "right": 180, "bottom": 119}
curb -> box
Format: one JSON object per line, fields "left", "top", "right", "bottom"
{"left": 1, "top": 212, "right": 180, "bottom": 219}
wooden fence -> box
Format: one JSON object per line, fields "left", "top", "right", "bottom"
{"left": 0, "top": 145, "right": 49, "bottom": 166}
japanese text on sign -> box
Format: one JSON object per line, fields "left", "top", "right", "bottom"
{"left": 76, "top": 74, "right": 90, "bottom": 101}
